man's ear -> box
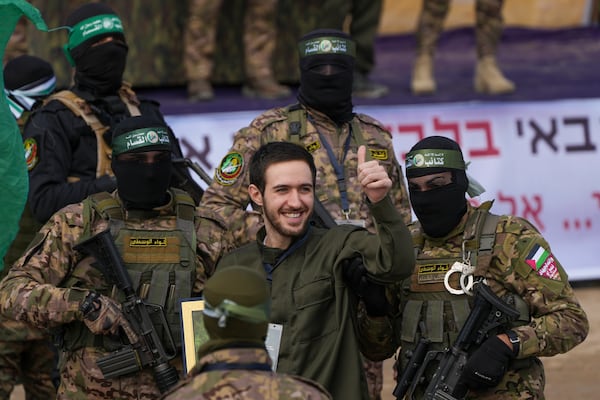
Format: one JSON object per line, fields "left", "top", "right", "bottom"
{"left": 248, "top": 184, "right": 263, "bottom": 207}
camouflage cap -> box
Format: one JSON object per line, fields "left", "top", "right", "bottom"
{"left": 203, "top": 266, "right": 270, "bottom": 341}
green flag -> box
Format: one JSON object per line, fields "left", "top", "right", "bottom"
{"left": 0, "top": 0, "right": 47, "bottom": 270}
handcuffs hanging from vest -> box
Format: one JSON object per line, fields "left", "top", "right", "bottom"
{"left": 443, "top": 240, "right": 487, "bottom": 296}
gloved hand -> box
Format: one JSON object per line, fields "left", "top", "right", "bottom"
{"left": 341, "top": 257, "right": 389, "bottom": 316}
{"left": 80, "top": 292, "right": 138, "bottom": 344}
{"left": 460, "top": 335, "right": 514, "bottom": 390}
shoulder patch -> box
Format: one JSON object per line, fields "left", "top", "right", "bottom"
{"left": 215, "top": 152, "right": 244, "bottom": 185}
{"left": 369, "top": 148, "right": 388, "bottom": 160}
{"left": 306, "top": 141, "right": 321, "bottom": 153}
{"left": 24, "top": 138, "right": 38, "bottom": 171}
{"left": 526, "top": 244, "right": 560, "bottom": 280}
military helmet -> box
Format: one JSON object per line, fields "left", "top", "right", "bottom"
{"left": 202, "top": 266, "right": 270, "bottom": 342}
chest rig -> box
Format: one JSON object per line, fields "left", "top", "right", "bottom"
{"left": 399, "top": 203, "right": 499, "bottom": 351}
{"left": 44, "top": 82, "right": 141, "bottom": 180}
{"left": 63, "top": 189, "right": 197, "bottom": 352}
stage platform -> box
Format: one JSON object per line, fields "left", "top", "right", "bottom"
{"left": 137, "top": 27, "right": 599, "bottom": 281}
{"left": 137, "top": 26, "right": 600, "bottom": 115}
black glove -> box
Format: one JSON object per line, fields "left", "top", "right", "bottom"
{"left": 341, "top": 257, "right": 389, "bottom": 316}
{"left": 460, "top": 335, "right": 514, "bottom": 390}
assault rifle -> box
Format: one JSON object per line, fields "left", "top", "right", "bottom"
{"left": 393, "top": 282, "right": 520, "bottom": 400}
{"left": 171, "top": 157, "right": 213, "bottom": 205}
{"left": 74, "top": 229, "right": 179, "bottom": 394}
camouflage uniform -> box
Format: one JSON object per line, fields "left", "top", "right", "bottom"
{"left": 0, "top": 189, "right": 226, "bottom": 399}
{"left": 183, "top": 0, "right": 289, "bottom": 99}
{"left": 201, "top": 103, "right": 411, "bottom": 248}
{"left": 416, "top": 0, "right": 505, "bottom": 58}
{"left": 370, "top": 201, "right": 589, "bottom": 399}
{"left": 162, "top": 347, "right": 332, "bottom": 399}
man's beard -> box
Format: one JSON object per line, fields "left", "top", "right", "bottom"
{"left": 262, "top": 199, "right": 310, "bottom": 242}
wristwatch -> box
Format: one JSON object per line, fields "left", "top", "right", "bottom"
{"left": 506, "top": 330, "right": 520, "bottom": 356}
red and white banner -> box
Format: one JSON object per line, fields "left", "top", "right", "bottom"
{"left": 166, "top": 98, "right": 600, "bottom": 281}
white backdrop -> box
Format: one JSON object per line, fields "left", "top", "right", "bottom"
{"left": 166, "top": 98, "right": 600, "bottom": 281}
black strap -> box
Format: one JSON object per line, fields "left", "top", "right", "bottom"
{"left": 201, "top": 361, "right": 272, "bottom": 373}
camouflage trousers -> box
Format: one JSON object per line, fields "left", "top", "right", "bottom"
{"left": 0, "top": 318, "right": 56, "bottom": 399}
{"left": 183, "top": 0, "right": 279, "bottom": 81}
{"left": 416, "top": 0, "right": 505, "bottom": 57}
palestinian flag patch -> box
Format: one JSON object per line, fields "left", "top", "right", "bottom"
{"left": 526, "top": 244, "right": 560, "bottom": 280}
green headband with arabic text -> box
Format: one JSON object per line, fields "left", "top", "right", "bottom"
{"left": 298, "top": 36, "right": 356, "bottom": 58}
{"left": 405, "top": 149, "right": 466, "bottom": 171}
{"left": 112, "top": 127, "right": 171, "bottom": 155}
{"left": 66, "top": 14, "right": 123, "bottom": 50}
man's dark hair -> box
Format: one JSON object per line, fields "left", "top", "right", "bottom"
{"left": 249, "top": 141, "right": 316, "bottom": 193}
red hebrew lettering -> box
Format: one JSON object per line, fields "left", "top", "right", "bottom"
{"left": 397, "top": 124, "right": 424, "bottom": 159}
{"left": 521, "top": 195, "right": 545, "bottom": 231}
{"left": 465, "top": 121, "right": 500, "bottom": 157}
{"left": 592, "top": 192, "right": 600, "bottom": 208}
{"left": 433, "top": 117, "right": 459, "bottom": 142}
{"left": 497, "top": 191, "right": 517, "bottom": 215}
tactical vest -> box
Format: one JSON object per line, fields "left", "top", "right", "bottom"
{"left": 398, "top": 203, "right": 502, "bottom": 354}
{"left": 61, "top": 189, "right": 197, "bottom": 352}
{"left": 286, "top": 104, "right": 372, "bottom": 160}
{"left": 44, "top": 82, "right": 141, "bottom": 180}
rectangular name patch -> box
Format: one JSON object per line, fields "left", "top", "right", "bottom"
{"left": 417, "top": 263, "right": 449, "bottom": 284}
{"left": 129, "top": 237, "right": 168, "bottom": 247}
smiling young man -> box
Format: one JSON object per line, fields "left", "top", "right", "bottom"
{"left": 214, "top": 141, "right": 414, "bottom": 399}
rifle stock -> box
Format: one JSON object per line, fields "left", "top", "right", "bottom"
{"left": 171, "top": 157, "right": 213, "bottom": 205}
{"left": 74, "top": 229, "right": 180, "bottom": 393}
{"left": 394, "top": 282, "right": 519, "bottom": 400}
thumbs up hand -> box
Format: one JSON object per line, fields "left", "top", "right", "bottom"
{"left": 357, "top": 145, "right": 392, "bottom": 204}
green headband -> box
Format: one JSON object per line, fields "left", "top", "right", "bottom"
{"left": 405, "top": 149, "right": 465, "bottom": 171}
{"left": 67, "top": 14, "right": 124, "bottom": 50}
{"left": 112, "top": 127, "right": 170, "bottom": 155}
{"left": 204, "top": 299, "right": 269, "bottom": 328}
{"left": 298, "top": 36, "right": 356, "bottom": 58}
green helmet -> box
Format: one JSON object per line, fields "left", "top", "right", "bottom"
{"left": 203, "top": 266, "right": 270, "bottom": 342}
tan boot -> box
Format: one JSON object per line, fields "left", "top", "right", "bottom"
{"left": 411, "top": 54, "right": 436, "bottom": 95}
{"left": 242, "top": 76, "right": 291, "bottom": 100}
{"left": 474, "top": 56, "right": 515, "bottom": 94}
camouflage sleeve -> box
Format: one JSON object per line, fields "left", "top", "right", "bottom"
{"left": 356, "top": 300, "right": 397, "bottom": 361}
{"left": 194, "top": 208, "right": 234, "bottom": 294}
{"left": 490, "top": 216, "right": 589, "bottom": 359}
{"left": 199, "top": 125, "right": 263, "bottom": 248}
{"left": 0, "top": 205, "right": 90, "bottom": 328}
{"left": 357, "top": 115, "right": 412, "bottom": 225}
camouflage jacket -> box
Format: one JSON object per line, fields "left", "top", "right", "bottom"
{"left": 362, "top": 202, "right": 589, "bottom": 398}
{"left": 0, "top": 189, "right": 227, "bottom": 398}
{"left": 200, "top": 103, "right": 411, "bottom": 250}
{"left": 162, "top": 344, "right": 332, "bottom": 399}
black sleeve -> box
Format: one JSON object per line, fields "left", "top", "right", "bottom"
{"left": 25, "top": 103, "right": 116, "bottom": 223}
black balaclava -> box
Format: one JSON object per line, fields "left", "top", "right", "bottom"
{"left": 297, "top": 29, "right": 355, "bottom": 124}
{"left": 405, "top": 136, "right": 469, "bottom": 238}
{"left": 4, "top": 55, "right": 56, "bottom": 119}
{"left": 64, "top": 3, "right": 128, "bottom": 96}
{"left": 111, "top": 116, "right": 173, "bottom": 210}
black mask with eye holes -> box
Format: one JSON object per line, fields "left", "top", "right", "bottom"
{"left": 409, "top": 171, "right": 468, "bottom": 238}
{"left": 406, "top": 136, "right": 469, "bottom": 238}
{"left": 297, "top": 29, "right": 355, "bottom": 124}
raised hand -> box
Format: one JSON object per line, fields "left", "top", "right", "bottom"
{"left": 357, "top": 145, "right": 392, "bottom": 204}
